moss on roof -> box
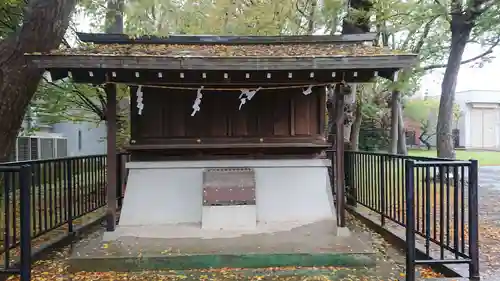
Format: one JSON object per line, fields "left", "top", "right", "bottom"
{"left": 45, "top": 43, "right": 407, "bottom": 58}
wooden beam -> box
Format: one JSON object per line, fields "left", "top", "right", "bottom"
{"left": 76, "top": 32, "right": 379, "bottom": 45}
{"left": 126, "top": 143, "right": 329, "bottom": 150}
{"left": 105, "top": 83, "right": 117, "bottom": 232}
{"left": 30, "top": 54, "right": 417, "bottom": 71}
{"left": 66, "top": 69, "right": 387, "bottom": 85}
{"left": 334, "top": 89, "right": 346, "bottom": 228}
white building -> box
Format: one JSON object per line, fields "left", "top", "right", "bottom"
{"left": 454, "top": 90, "right": 500, "bottom": 149}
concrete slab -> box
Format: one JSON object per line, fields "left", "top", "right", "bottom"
{"left": 201, "top": 205, "right": 257, "bottom": 230}
{"left": 69, "top": 220, "right": 375, "bottom": 272}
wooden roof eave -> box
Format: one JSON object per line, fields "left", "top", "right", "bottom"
{"left": 28, "top": 54, "right": 417, "bottom": 72}
{"left": 76, "top": 32, "right": 379, "bottom": 45}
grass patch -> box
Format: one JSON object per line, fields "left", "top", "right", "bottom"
{"left": 408, "top": 149, "right": 500, "bottom": 166}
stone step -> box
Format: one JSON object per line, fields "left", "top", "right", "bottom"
{"left": 70, "top": 220, "right": 377, "bottom": 272}
{"left": 69, "top": 252, "right": 376, "bottom": 272}
{"left": 69, "top": 267, "right": 467, "bottom": 280}
{"left": 130, "top": 267, "right": 376, "bottom": 280}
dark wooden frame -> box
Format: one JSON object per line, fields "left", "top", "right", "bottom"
{"left": 104, "top": 83, "right": 117, "bottom": 231}
{"left": 50, "top": 69, "right": 396, "bottom": 85}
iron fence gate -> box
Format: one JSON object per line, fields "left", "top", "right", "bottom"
{"left": 335, "top": 150, "right": 480, "bottom": 280}
{"left": 405, "top": 159, "right": 479, "bottom": 281}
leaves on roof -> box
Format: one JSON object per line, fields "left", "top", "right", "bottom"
{"left": 45, "top": 43, "right": 406, "bottom": 57}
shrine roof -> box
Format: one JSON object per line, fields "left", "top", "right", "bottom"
{"left": 46, "top": 32, "right": 405, "bottom": 57}
{"left": 48, "top": 42, "right": 400, "bottom": 58}
{"left": 25, "top": 33, "right": 416, "bottom": 72}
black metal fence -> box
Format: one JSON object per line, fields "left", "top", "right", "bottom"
{"left": 340, "top": 151, "right": 479, "bottom": 281}
{"left": 0, "top": 153, "right": 130, "bottom": 281}
{"left": 405, "top": 159, "right": 479, "bottom": 281}
{"left": 0, "top": 165, "right": 31, "bottom": 281}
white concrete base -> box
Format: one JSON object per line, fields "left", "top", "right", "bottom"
{"left": 202, "top": 205, "right": 257, "bottom": 230}
{"left": 103, "top": 218, "right": 337, "bottom": 241}
{"left": 118, "top": 159, "right": 335, "bottom": 229}
{"left": 336, "top": 227, "right": 351, "bottom": 237}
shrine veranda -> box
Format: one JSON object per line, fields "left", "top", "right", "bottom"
{"left": 25, "top": 33, "right": 415, "bottom": 267}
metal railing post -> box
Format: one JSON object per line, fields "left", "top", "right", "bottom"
{"left": 380, "top": 155, "right": 386, "bottom": 226}
{"left": 116, "top": 153, "right": 123, "bottom": 208}
{"left": 405, "top": 159, "right": 416, "bottom": 281}
{"left": 345, "top": 151, "right": 356, "bottom": 206}
{"left": 19, "top": 165, "right": 32, "bottom": 281}
{"left": 329, "top": 150, "right": 336, "bottom": 198}
{"left": 66, "top": 159, "right": 73, "bottom": 233}
{"left": 468, "top": 159, "right": 480, "bottom": 280}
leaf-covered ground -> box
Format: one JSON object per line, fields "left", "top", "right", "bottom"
{"left": 473, "top": 166, "right": 500, "bottom": 280}
{"left": 5, "top": 212, "right": 444, "bottom": 281}
{"left": 0, "top": 208, "right": 106, "bottom": 266}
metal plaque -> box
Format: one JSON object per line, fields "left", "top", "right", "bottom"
{"left": 203, "top": 168, "right": 256, "bottom": 206}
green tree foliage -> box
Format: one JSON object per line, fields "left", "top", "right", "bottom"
{"left": 0, "top": 0, "right": 24, "bottom": 38}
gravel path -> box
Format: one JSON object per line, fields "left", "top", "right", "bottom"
{"left": 474, "top": 166, "right": 500, "bottom": 280}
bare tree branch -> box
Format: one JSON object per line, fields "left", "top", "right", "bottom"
{"left": 413, "top": 15, "right": 440, "bottom": 53}
{"left": 422, "top": 37, "right": 500, "bottom": 70}
{"left": 40, "top": 76, "right": 106, "bottom": 120}
{"left": 469, "top": 0, "right": 495, "bottom": 18}
{"left": 295, "top": 0, "right": 309, "bottom": 19}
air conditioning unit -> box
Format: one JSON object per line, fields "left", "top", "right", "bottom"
{"left": 13, "top": 136, "right": 68, "bottom": 161}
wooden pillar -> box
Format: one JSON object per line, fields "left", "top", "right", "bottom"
{"left": 334, "top": 88, "right": 346, "bottom": 228}
{"left": 105, "top": 83, "right": 117, "bottom": 232}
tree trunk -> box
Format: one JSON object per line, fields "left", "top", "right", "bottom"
{"left": 326, "top": 85, "right": 335, "bottom": 142}
{"left": 349, "top": 101, "right": 363, "bottom": 151}
{"left": 343, "top": 85, "right": 356, "bottom": 142}
{"left": 306, "top": 0, "right": 317, "bottom": 34}
{"left": 397, "top": 102, "right": 407, "bottom": 155}
{"left": 105, "top": 0, "right": 124, "bottom": 33}
{"left": 0, "top": 0, "right": 76, "bottom": 162}
{"left": 436, "top": 19, "right": 472, "bottom": 159}
{"left": 419, "top": 133, "right": 432, "bottom": 150}
{"left": 389, "top": 91, "right": 399, "bottom": 154}
{"left": 105, "top": 0, "right": 127, "bottom": 149}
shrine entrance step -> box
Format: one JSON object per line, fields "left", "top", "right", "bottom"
{"left": 68, "top": 219, "right": 375, "bottom": 272}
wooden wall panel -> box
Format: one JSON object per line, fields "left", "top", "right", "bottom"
{"left": 273, "top": 91, "right": 291, "bottom": 136}
{"left": 183, "top": 89, "right": 205, "bottom": 137}
{"left": 136, "top": 86, "right": 325, "bottom": 142}
{"left": 138, "top": 88, "right": 164, "bottom": 138}
{"left": 166, "top": 91, "right": 187, "bottom": 137}
{"left": 244, "top": 93, "right": 260, "bottom": 136}
{"left": 231, "top": 95, "right": 249, "bottom": 136}
{"left": 294, "top": 90, "right": 311, "bottom": 135}
{"left": 209, "top": 92, "right": 230, "bottom": 137}
{"left": 256, "top": 92, "right": 275, "bottom": 136}
{"left": 308, "top": 88, "right": 320, "bottom": 135}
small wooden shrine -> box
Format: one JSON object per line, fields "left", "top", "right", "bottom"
{"left": 26, "top": 33, "right": 415, "bottom": 235}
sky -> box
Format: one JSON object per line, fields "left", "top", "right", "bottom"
{"left": 419, "top": 45, "right": 500, "bottom": 96}
{"left": 75, "top": 12, "right": 500, "bottom": 97}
